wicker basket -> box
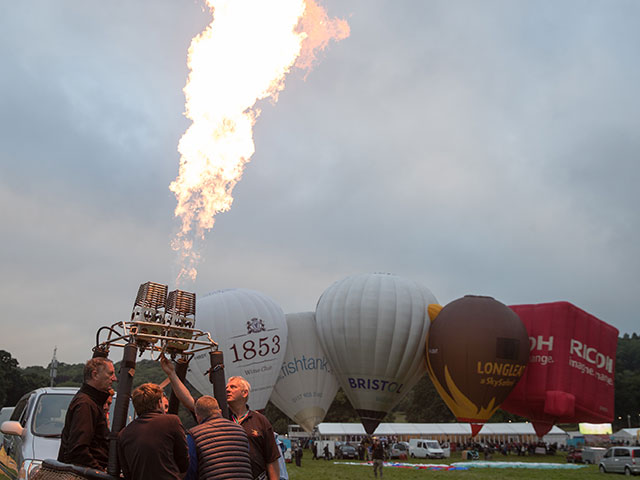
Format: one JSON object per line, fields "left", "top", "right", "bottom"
{"left": 31, "top": 460, "right": 116, "bottom": 480}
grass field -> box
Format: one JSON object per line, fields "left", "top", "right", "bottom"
{"left": 284, "top": 450, "right": 604, "bottom": 480}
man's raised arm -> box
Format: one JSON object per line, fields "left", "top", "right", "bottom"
{"left": 160, "top": 355, "right": 195, "bottom": 412}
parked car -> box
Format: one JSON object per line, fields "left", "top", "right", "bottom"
{"left": 566, "top": 448, "right": 583, "bottom": 463}
{"left": 336, "top": 444, "right": 357, "bottom": 460}
{"left": 1, "top": 387, "right": 134, "bottom": 480}
{"left": 598, "top": 446, "right": 640, "bottom": 476}
{"left": 389, "top": 442, "right": 409, "bottom": 459}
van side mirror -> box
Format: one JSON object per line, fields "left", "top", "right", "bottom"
{"left": 1, "top": 420, "right": 25, "bottom": 437}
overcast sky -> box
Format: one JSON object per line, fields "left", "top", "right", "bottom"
{"left": 1, "top": 0, "right": 638, "bottom": 368}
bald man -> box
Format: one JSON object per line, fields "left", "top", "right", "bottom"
{"left": 186, "top": 396, "right": 253, "bottom": 480}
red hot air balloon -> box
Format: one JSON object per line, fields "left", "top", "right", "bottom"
{"left": 426, "top": 296, "right": 530, "bottom": 437}
{"left": 502, "top": 301, "right": 618, "bottom": 438}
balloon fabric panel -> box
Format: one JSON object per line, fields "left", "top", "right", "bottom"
{"left": 270, "top": 312, "right": 339, "bottom": 432}
{"left": 426, "top": 296, "right": 529, "bottom": 433}
{"left": 187, "top": 288, "right": 288, "bottom": 410}
{"left": 502, "top": 301, "right": 618, "bottom": 436}
{"left": 316, "top": 273, "right": 437, "bottom": 434}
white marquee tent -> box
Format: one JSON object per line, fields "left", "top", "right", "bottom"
{"left": 611, "top": 428, "right": 640, "bottom": 443}
{"left": 315, "top": 422, "right": 568, "bottom": 445}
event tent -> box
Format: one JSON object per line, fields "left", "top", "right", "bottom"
{"left": 314, "top": 422, "right": 568, "bottom": 445}
{"left": 611, "top": 428, "right": 640, "bottom": 443}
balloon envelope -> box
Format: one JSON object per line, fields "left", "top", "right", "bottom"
{"left": 502, "top": 301, "right": 618, "bottom": 437}
{"left": 188, "top": 288, "right": 287, "bottom": 410}
{"left": 315, "top": 273, "right": 437, "bottom": 434}
{"left": 270, "top": 312, "right": 339, "bottom": 432}
{"left": 426, "top": 296, "right": 529, "bottom": 436}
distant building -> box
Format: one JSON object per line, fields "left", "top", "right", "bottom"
{"left": 287, "top": 424, "right": 312, "bottom": 445}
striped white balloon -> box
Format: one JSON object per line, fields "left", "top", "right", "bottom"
{"left": 315, "top": 273, "right": 437, "bottom": 434}
{"left": 270, "top": 312, "right": 339, "bottom": 432}
{"left": 188, "top": 288, "right": 287, "bottom": 410}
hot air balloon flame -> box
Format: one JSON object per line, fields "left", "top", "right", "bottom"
{"left": 170, "top": 0, "right": 349, "bottom": 285}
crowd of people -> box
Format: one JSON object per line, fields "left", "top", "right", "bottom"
{"left": 454, "top": 439, "right": 559, "bottom": 459}
{"left": 54, "top": 356, "right": 589, "bottom": 480}
{"left": 57, "top": 356, "right": 282, "bottom": 480}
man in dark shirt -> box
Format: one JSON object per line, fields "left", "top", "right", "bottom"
{"left": 58, "top": 357, "right": 116, "bottom": 470}
{"left": 117, "top": 383, "right": 188, "bottom": 480}
{"left": 226, "top": 376, "right": 280, "bottom": 480}
{"left": 372, "top": 439, "right": 385, "bottom": 478}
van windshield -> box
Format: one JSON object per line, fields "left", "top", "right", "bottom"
{"left": 32, "top": 393, "right": 75, "bottom": 437}
{"left": 32, "top": 392, "right": 135, "bottom": 437}
{"left": 426, "top": 441, "right": 440, "bottom": 449}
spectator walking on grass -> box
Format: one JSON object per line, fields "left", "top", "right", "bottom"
{"left": 372, "top": 439, "right": 385, "bottom": 478}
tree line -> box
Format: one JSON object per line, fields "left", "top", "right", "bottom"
{"left": 1, "top": 332, "right": 638, "bottom": 433}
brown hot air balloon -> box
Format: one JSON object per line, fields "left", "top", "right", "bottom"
{"left": 426, "top": 296, "right": 529, "bottom": 436}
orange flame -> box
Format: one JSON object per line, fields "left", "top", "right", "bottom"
{"left": 169, "top": 0, "right": 349, "bottom": 285}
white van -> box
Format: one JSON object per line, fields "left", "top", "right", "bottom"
{"left": 409, "top": 438, "right": 445, "bottom": 459}
{"left": 1, "top": 387, "right": 134, "bottom": 480}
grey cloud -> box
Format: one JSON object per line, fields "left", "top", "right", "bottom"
{"left": 1, "top": 0, "right": 638, "bottom": 366}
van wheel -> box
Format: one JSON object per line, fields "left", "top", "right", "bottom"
{"left": 410, "top": 453, "right": 415, "bottom": 458}
{"left": 599, "top": 465, "right": 606, "bottom": 473}
{"left": 624, "top": 466, "right": 632, "bottom": 476}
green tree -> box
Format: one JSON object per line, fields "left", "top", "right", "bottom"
{"left": 404, "top": 376, "right": 454, "bottom": 423}
{"left": 614, "top": 332, "right": 640, "bottom": 429}
{"left": 264, "top": 402, "right": 290, "bottom": 434}
{"left": 0, "top": 350, "right": 21, "bottom": 407}
{"left": 324, "top": 388, "right": 358, "bottom": 422}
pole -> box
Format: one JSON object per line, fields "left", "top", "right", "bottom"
{"left": 168, "top": 358, "right": 189, "bottom": 414}
{"left": 49, "top": 347, "right": 58, "bottom": 388}
{"left": 107, "top": 342, "right": 137, "bottom": 477}
{"left": 208, "top": 350, "right": 229, "bottom": 419}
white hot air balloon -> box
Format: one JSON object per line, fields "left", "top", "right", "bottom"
{"left": 270, "top": 312, "right": 339, "bottom": 432}
{"left": 188, "top": 288, "right": 287, "bottom": 410}
{"left": 315, "top": 273, "right": 437, "bottom": 434}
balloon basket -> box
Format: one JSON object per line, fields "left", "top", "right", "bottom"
{"left": 31, "top": 460, "right": 116, "bottom": 480}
